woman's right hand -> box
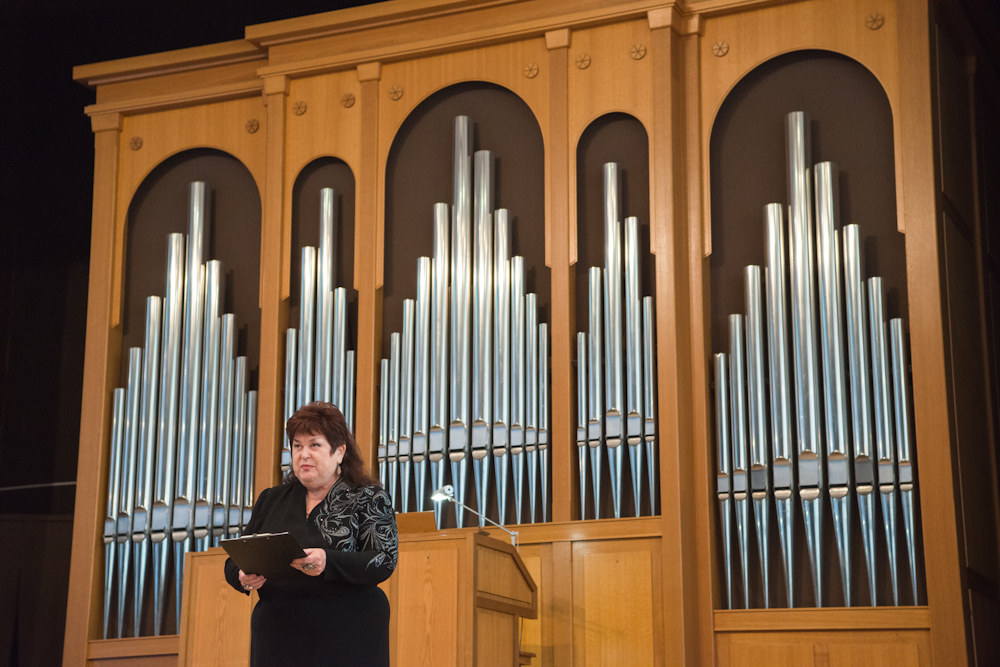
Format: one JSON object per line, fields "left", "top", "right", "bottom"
{"left": 238, "top": 570, "right": 267, "bottom": 592}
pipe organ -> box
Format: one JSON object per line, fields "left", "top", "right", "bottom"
{"left": 577, "top": 163, "right": 659, "bottom": 520}
{"left": 102, "top": 182, "right": 258, "bottom": 637}
{"left": 69, "top": 0, "right": 1000, "bottom": 663}
{"left": 281, "top": 188, "right": 357, "bottom": 475}
{"left": 379, "top": 115, "right": 550, "bottom": 528}
{"left": 713, "top": 112, "right": 920, "bottom": 609}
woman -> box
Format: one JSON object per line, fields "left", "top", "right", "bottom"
{"left": 224, "top": 402, "right": 397, "bottom": 666}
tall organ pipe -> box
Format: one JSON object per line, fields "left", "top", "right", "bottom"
{"left": 891, "top": 319, "right": 919, "bottom": 604}
{"left": 493, "top": 211, "right": 511, "bottom": 524}
{"left": 282, "top": 329, "right": 296, "bottom": 473}
{"left": 429, "top": 203, "right": 450, "bottom": 528}
{"left": 413, "top": 258, "right": 432, "bottom": 511}
{"left": 744, "top": 266, "right": 770, "bottom": 608}
{"left": 399, "top": 300, "right": 415, "bottom": 513}
{"left": 587, "top": 268, "right": 604, "bottom": 517}
{"left": 317, "top": 188, "right": 337, "bottom": 403}
{"left": 764, "top": 204, "right": 794, "bottom": 607}
{"left": 786, "top": 111, "right": 823, "bottom": 607}
{"left": 642, "top": 297, "right": 657, "bottom": 515}
{"left": 624, "top": 215, "right": 644, "bottom": 517}
{"left": 729, "top": 314, "right": 750, "bottom": 608}
{"left": 103, "top": 389, "right": 126, "bottom": 639}
{"left": 510, "top": 256, "right": 526, "bottom": 524}
{"left": 525, "top": 293, "right": 538, "bottom": 523}
{"left": 843, "top": 224, "right": 877, "bottom": 605}
{"left": 133, "top": 296, "right": 162, "bottom": 634}
{"left": 298, "top": 247, "right": 316, "bottom": 409}
{"left": 603, "top": 164, "right": 625, "bottom": 519}
{"left": 117, "top": 348, "right": 143, "bottom": 636}
{"left": 814, "top": 162, "right": 852, "bottom": 605}
{"left": 539, "top": 322, "right": 549, "bottom": 523}
{"left": 714, "top": 353, "right": 733, "bottom": 609}
{"left": 868, "top": 277, "right": 899, "bottom": 605}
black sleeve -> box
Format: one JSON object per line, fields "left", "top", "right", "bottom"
{"left": 224, "top": 487, "right": 270, "bottom": 595}
{"left": 322, "top": 487, "right": 398, "bottom": 587}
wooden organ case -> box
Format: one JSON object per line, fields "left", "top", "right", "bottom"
{"left": 66, "top": 0, "right": 1000, "bottom": 666}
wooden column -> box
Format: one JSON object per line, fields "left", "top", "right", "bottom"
{"left": 648, "top": 8, "right": 702, "bottom": 666}
{"left": 355, "top": 62, "right": 383, "bottom": 471}
{"left": 545, "top": 28, "right": 574, "bottom": 523}
{"left": 63, "top": 111, "right": 124, "bottom": 666}
{"left": 897, "top": 0, "right": 972, "bottom": 664}
{"left": 257, "top": 75, "right": 290, "bottom": 494}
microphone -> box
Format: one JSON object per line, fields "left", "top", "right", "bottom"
{"left": 430, "top": 485, "right": 518, "bottom": 548}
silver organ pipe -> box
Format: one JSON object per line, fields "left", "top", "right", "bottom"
{"left": 116, "top": 348, "right": 142, "bottom": 637}
{"left": 729, "top": 314, "right": 750, "bottom": 608}
{"left": 451, "top": 116, "right": 473, "bottom": 528}
{"left": 106, "top": 183, "right": 258, "bottom": 637}
{"left": 603, "top": 163, "right": 625, "bottom": 519}
{"left": 891, "top": 319, "right": 919, "bottom": 604}
{"left": 132, "top": 296, "right": 161, "bottom": 634}
{"left": 282, "top": 329, "right": 296, "bottom": 474}
{"left": 399, "top": 300, "right": 415, "bottom": 513}
{"left": 381, "top": 116, "right": 550, "bottom": 527}
{"left": 714, "top": 353, "right": 733, "bottom": 609}
{"left": 429, "top": 203, "right": 450, "bottom": 528}
{"left": 378, "top": 359, "right": 390, "bottom": 490}
{"left": 298, "top": 247, "right": 316, "bottom": 409}
{"left": 868, "top": 277, "right": 899, "bottom": 605}
{"left": 625, "top": 215, "right": 644, "bottom": 518}
{"left": 744, "top": 266, "right": 770, "bottom": 607}
{"left": 472, "top": 150, "right": 493, "bottom": 526}
{"left": 815, "top": 162, "right": 852, "bottom": 605}
{"left": 317, "top": 188, "right": 336, "bottom": 403}
{"left": 786, "top": 111, "right": 824, "bottom": 607}
{"left": 538, "top": 322, "right": 549, "bottom": 523}
{"left": 712, "top": 115, "right": 920, "bottom": 609}
{"left": 413, "top": 257, "right": 432, "bottom": 511}
{"left": 642, "top": 297, "right": 657, "bottom": 515}
{"left": 152, "top": 232, "right": 185, "bottom": 636}
{"left": 844, "top": 224, "right": 878, "bottom": 605}
{"left": 103, "top": 389, "right": 125, "bottom": 639}
{"left": 510, "top": 256, "right": 526, "bottom": 525}
{"left": 587, "top": 267, "right": 604, "bottom": 517}
{"left": 525, "top": 292, "right": 538, "bottom": 523}
{"left": 493, "top": 210, "right": 511, "bottom": 524}
{"left": 388, "top": 332, "right": 401, "bottom": 510}
{"left": 764, "top": 204, "right": 795, "bottom": 607}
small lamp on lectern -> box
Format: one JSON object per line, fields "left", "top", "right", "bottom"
{"left": 430, "top": 485, "right": 519, "bottom": 548}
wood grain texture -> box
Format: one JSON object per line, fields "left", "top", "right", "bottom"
{"left": 88, "top": 636, "right": 179, "bottom": 660}
{"left": 177, "top": 550, "right": 253, "bottom": 667}
{"left": 395, "top": 543, "right": 461, "bottom": 667}
{"left": 64, "top": 119, "right": 124, "bottom": 667}
{"left": 571, "top": 538, "right": 663, "bottom": 666}
{"left": 716, "top": 628, "right": 931, "bottom": 667}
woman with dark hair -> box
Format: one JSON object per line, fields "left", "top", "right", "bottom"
{"left": 223, "top": 402, "right": 397, "bottom": 666}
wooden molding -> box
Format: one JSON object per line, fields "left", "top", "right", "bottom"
{"left": 73, "top": 39, "right": 264, "bottom": 88}
{"left": 545, "top": 28, "right": 571, "bottom": 50}
{"left": 90, "top": 112, "right": 123, "bottom": 133}
{"left": 714, "top": 607, "right": 933, "bottom": 632}
{"left": 87, "top": 635, "right": 180, "bottom": 659}
{"left": 357, "top": 61, "right": 383, "bottom": 82}
{"left": 83, "top": 80, "right": 264, "bottom": 118}
{"left": 262, "top": 74, "right": 290, "bottom": 96}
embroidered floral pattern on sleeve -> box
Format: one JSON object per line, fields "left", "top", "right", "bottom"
{"left": 315, "top": 480, "right": 399, "bottom": 571}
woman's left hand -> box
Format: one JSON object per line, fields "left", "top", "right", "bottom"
{"left": 291, "top": 548, "right": 326, "bottom": 576}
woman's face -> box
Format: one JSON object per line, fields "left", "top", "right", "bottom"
{"left": 291, "top": 431, "right": 345, "bottom": 492}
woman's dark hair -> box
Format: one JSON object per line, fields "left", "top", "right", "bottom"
{"left": 284, "top": 402, "right": 377, "bottom": 488}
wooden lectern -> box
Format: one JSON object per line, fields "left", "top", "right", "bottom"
{"left": 177, "top": 527, "right": 537, "bottom": 667}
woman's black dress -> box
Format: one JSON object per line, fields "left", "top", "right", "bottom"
{"left": 224, "top": 478, "right": 398, "bottom": 666}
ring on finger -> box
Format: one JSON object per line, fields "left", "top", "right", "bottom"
{"left": 301, "top": 563, "right": 317, "bottom": 571}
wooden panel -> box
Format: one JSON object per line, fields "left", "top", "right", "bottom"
{"left": 394, "top": 544, "right": 460, "bottom": 667}
{"left": 89, "top": 657, "right": 178, "bottom": 667}
{"left": 475, "top": 607, "right": 517, "bottom": 667}
{"left": 518, "top": 547, "right": 545, "bottom": 665}
{"left": 714, "top": 607, "right": 931, "bottom": 632}
{"left": 89, "top": 636, "right": 180, "bottom": 660}
{"left": 177, "top": 550, "right": 253, "bottom": 667}
{"left": 572, "top": 539, "right": 662, "bottom": 666}
{"left": 716, "top": 629, "right": 930, "bottom": 667}
{"left": 477, "top": 544, "right": 534, "bottom": 604}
